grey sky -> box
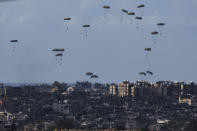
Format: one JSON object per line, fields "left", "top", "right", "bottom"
{"left": 0, "top": 0, "right": 197, "bottom": 83}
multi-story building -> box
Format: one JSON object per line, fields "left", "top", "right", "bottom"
{"left": 109, "top": 84, "right": 118, "bottom": 96}
{"left": 118, "top": 81, "right": 130, "bottom": 97}
{"left": 0, "top": 83, "right": 6, "bottom": 97}
{"left": 52, "top": 102, "right": 70, "bottom": 114}
{"left": 179, "top": 96, "right": 192, "bottom": 106}
{"left": 153, "top": 82, "right": 167, "bottom": 96}
{"left": 109, "top": 81, "right": 135, "bottom": 97}
{"left": 109, "top": 81, "right": 168, "bottom": 97}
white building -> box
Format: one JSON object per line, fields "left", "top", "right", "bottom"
{"left": 52, "top": 102, "right": 69, "bottom": 114}
{"left": 109, "top": 84, "right": 117, "bottom": 95}
{"left": 179, "top": 97, "right": 192, "bottom": 106}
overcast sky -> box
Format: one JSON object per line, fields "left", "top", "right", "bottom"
{"left": 0, "top": 0, "right": 197, "bottom": 83}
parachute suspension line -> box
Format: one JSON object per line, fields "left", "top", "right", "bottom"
{"left": 60, "top": 55, "right": 63, "bottom": 61}
{"left": 137, "top": 4, "right": 145, "bottom": 16}
{"left": 55, "top": 56, "right": 57, "bottom": 61}
{"left": 10, "top": 40, "right": 18, "bottom": 52}
{"left": 53, "top": 51, "right": 57, "bottom": 61}
{"left": 52, "top": 48, "right": 64, "bottom": 66}
{"left": 158, "top": 27, "right": 163, "bottom": 35}
{"left": 63, "top": 18, "right": 71, "bottom": 30}
{"left": 153, "top": 35, "right": 157, "bottom": 44}
{"left": 58, "top": 60, "right": 62, "bottom": 66}
{"left": 103, "top": 5, "right": 110, "bottom": 19}
{"left": 129, "top": 16, "right": 133, "bottom": 24}
{"left": 135, "top": 17, "right": 142, "bottom": 29}
{"left": 82, "top": 25, "right": 90, "bottom": 38}
{"left": 85, "top": 28, "right": 88, "bottom": 38}
{"left": 12, "top": 45, "right": 16, "bottom": 52}
{"left": 145, "top": 52, "right": 150, "bottom": 61}
{"left": 140, "top": 75, "right": 146, "bottom": 81}
{"left": 120, "top": 9, "right": 128, "bottom": 22}
{"left": 88, "top": 77, "right": 91, "bottom": 83}
{"left": 104, "top": 10, "right": 107, "bottom": 18}
{"left": 64, "top": 22, "right": 69, "bottom": 30}
{"left": 136, "top": 21, "right": 139, "bottom": 29}
{"left": 66, "top": 23, "right": 68, "bottom": 30}
{"left": 136, "top": 20, "right": 142, "bottom": 28}
{"left": 145, "top": 75, "right": 148, "bottom": 82}
{"left": 103, "top": 12, "right": 110, "bottom": 23}
{"left": 157, "top": 23, "right": 165, "bottom": 35}
{"left": 57, "top": 57, "right": 62, "bottom": 66}
{"left": 103, "top": 13, "right": 109, "bottom": 23}
{"left": 128, "top": 12, "right": 135, "bottom": 24}
{"left": 146, "top": 74, "right": 150, "bottom": 82}
{"left": 140, "top": 10, "right": 144, "bottom": 17}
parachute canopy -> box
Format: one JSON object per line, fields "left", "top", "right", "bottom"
{"left": 91, "top": 75, "right": 99, "bottom": 78}
{"left": 144, "top": 48, "right": 151, "bottom": 51}
{"left": 157, "top": 23, "right": 165, "bottom": 26}
{"left": 128, "top": 12, "right": 135, "bottom": 15}
{"left": 146, "top": 71, "right": 153, "bottom": 75}
{"left": 121, "top": 9, "right": 128, "bottom": 14}
{"left": 52, "top": 48, "right": 65, "bottom": 52}
{"left": 56, "top": 53, "right": 63, "bottom": 57}
{"left": 139, "top": 72, "right": 146, "bottom": 76}
{"left": 103, "top": 5, "right": 110, "bottom": 9}
{"left": 86, "top": 72, "right": 93, "bottom": 76}
{"left": 83, "top": 25, "right": 90, "bottom": 28}
{"left": 135, "top": 16, "right": 143, "bottom": 20}
{"left": 10, "top": 40, "right": 18, "bottom": 42}
{"left": 64, "top": 17, "right": 71, "bottom": 21}
{"left": 151, "top": 31, "right": 159, "bottom": 35}
{"left": 137, "top": 4, "right": 145, "bottom": 8}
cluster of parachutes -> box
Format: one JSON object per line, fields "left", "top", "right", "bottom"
{"left": 6, "top": 0, "right": 168, "bottom": 82}
{"left": 119, "top": 4, "right": 144, "bottom": 28}
{"left": 64, "top": 17, "right": 91, "bottom": 38}
{"left": 138, "top": 9, "right": 166, "bottom": 80}
{"left": 61, "top": 3, "right": 147, "bottom": 76}
{"left": 140, "top": 22, "right": 166, "bottom": 79}
{"left": 86, "top": 72, "right": 99, "bottom": 79}
{"left": 100, "top": 2, "right": 162, "bottom": 81}
{"left": 102, "top": 4, "right": 144, "bottom": 28}
{"left": 151, "top": 23, "right": 165, "bottom": 44}
{"left": 52, "top": 48, "right": 65, "bottom": 66}
{"left": 62, "top": 2, "right": 147, "bottom": 39}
